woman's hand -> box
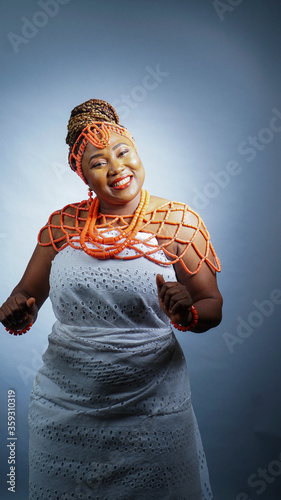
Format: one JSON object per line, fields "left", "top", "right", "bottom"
{"left": 156, "top": 274, "right": 193, "bottom": 326}
{"left": 0, "top": 294, "right": 37, "bottom": 332}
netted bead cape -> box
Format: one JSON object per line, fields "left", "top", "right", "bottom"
{"left": 38, "top": 199, "right": 221, "bottom": 276}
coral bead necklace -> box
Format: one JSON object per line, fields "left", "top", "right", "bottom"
{"left": 79, "top": 189, "right": 150, "bottom": 259}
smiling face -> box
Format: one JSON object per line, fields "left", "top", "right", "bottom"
{"left": 81, "top": 131, "right": 145, "bottom": 215}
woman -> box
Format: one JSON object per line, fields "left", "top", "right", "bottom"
{"left": 0, "top": 99, "right": 222, "bottom": 499}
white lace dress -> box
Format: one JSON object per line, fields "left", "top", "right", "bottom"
{"left": 28, "top": 233, "right": 213, "bottom": 500}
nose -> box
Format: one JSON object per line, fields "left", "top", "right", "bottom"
{"left": 107, "top": 157, "right": 124, "bottom": 176}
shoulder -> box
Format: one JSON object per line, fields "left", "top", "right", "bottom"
{"left": 146, "top": 194, "right": 220, "bottom": 274}
{"left": 38, "top": 200, "right": 89, "bottom": 248}
{"left": 145, "top": 193, "right": 211, "bottom": 253}
{"left": 147, "top": 194, "right": 202, "bottom": 227}
{"left": 147, "top": 195, "right": 170, "bottom": 210}
{"left": 46, "top": 200, "right": 89, "bottom": 225}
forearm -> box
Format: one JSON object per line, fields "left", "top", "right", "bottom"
{"left": 10, "top": 285, "right": 32, "bottom": 300}
{"left": 10, "top": 278, "right": 48, "bottom": 311}
{"left": 183, "top": 297, "right": 222, "bottom": 333}
{"left": 1, "top": 244, "right": 54, "bottom": 332}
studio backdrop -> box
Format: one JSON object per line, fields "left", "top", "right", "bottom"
{"left": 0, "top": 1, "right": 281, "bottom": 499}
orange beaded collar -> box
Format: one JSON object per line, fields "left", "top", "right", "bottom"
{"left": 38, "top": 190, "right": 221, "bottom": 276}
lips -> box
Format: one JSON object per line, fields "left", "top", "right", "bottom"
{"left": 109, "top": 175, "right": 133, "bottom": 190}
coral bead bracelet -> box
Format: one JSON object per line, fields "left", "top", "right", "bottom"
{"left": 171, "top": 305, "right": 199, "bottom": 332}
{"left": 5, "top": 322, "right": 33, "bottom": 336}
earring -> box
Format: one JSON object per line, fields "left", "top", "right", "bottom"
{"left": 88, "top": 188, "right": 93, "bottom": 203}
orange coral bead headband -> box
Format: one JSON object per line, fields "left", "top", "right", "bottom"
{"left": 69, "top": 121, "right": 138, "bottom": 184}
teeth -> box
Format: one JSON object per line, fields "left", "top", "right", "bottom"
{"left": 111, "top": 176, "right": 131, "bottom": 187}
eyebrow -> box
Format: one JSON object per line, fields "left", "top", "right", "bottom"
{"left": 88, "top": 142, "right": 129, "bottom": 164}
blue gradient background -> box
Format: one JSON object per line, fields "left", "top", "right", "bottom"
{"left": 1, "top": 1, "right": 281, "bottom": 498}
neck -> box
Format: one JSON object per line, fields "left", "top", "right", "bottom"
{"left": 97, "top": 192, "right": 142, "bottom": 216}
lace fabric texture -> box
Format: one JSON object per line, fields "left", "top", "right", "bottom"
{"left": 29, "top": 235, "right": 213, "bottom": 499}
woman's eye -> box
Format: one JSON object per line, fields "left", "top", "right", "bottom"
{"left": 91, "top": 161, "right": 105, "bottom": 168}
{"left": 118, "top": 149, "right": 129, "bottom": 157}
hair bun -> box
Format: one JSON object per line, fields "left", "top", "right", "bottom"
{"left": 66, "top": 99, "right": 119, "bottom": 149}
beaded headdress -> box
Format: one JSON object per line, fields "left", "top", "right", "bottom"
{"left": 66, "top": 99, "right": 136, "bottom": 184}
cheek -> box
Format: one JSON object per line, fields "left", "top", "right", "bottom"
{"left": 138, "top": 163, "right": 145, "bottom": 180}
{"left": 88, "top": 171, "right": 106, "bottom": 190}
{"left": 130, "top": 155, "right": 142, "bottom": 168}
{"left": 129, "top": 156, "right": 145, "bottom": 175}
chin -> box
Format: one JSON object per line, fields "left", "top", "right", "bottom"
{"left": 109, "top": 183, "right": 142, "bottom": 200}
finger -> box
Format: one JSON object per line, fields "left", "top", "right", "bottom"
{"left": 159, "top": 283, "right": 187, "bottom": 307}
{"left": 156, "top": 274, "right": 165, "bottom": 291}
{"left": 1, "top": 295, "right": 30, "bottom": 326}
{"left": 0, "top": 309, "right": 13, "bottom": 328}
{"left": 14, "top": 296, "right": 31, "bottom": 322}
{"left": 158, "top": 281, "right": 179, "bottom": 301}
{"left": 170, "top": 297, "right": 192, "bottom": 315}
{"left": 169, "top": 292, "right": 192, "bottom": 313}
{"left": 0, "top": 308, "right": 5, "bottom": 323}
{"left": 160, "top": 288, "right": 181, "bottom": 314}
{"left": 26, "top": 297, "right": 36, "bottom": 317}
{"left": 0, "top": 302, "right": 17, "bottom": 326}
